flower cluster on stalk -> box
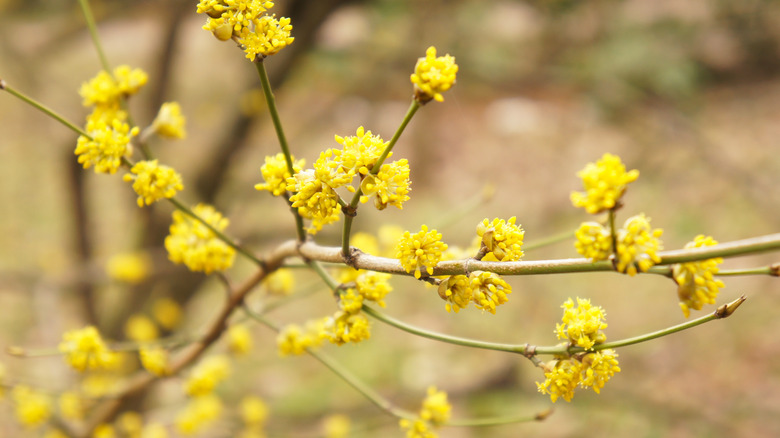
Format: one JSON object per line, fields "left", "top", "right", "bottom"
{"left": 164, "top": 204, "right": 236, "bottom": 274}
{"left": 537, "top": 298, "right": 621, "bottom": 403}
{"left": 399, "top": 386, "right": 451, "bottom": 438}
{"left": 673, "top": 235, "right": 725, "bottom": 317}
{"left": 571, "top": 153, "right": 639, "bottom": 214}
{"left": 411, "top": 46, "right": 458, "bottom": 103}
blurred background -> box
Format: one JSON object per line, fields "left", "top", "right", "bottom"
{"left": 1, "top": 0, "right": 779, "bottom": 436}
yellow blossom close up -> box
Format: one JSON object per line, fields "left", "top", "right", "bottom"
{"left": 571, "top": 153, "right": 639, "bottom": 214}
{"left": 673, "top": 235, "right": 725, "bottom": 317}
{"left": 58, "top": 326, "right": 120, "bottom": 372}
{"left": 164, "top": 204, "right": 236, "bottom": 274}
{"left": 410, "top": 46, "right": 458, "bottom": 103}
{"left": 395, "top": 225, "right": 448, "bottom": 279}
{"left": 615, "top": 213, "right": 663, "bottom": 276}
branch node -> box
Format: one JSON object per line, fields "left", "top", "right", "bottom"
{"left": 341, "top": 246, "right": 361, "bottom": 268}
{"left": 522, "top": 343, "right": 537, "bottom": 359}
{"left": 770, "top": 263, "right": 780, "bottom": 276}
{"left": 342, "top": 204, "right": 358, "bottom": 218}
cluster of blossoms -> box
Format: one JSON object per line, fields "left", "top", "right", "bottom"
{"left": 196, "top": 0, "right": 294, "bottom": 61}
{"left": 123, "top": 160, "right": 184, "bottom": 207}
{"left": 164, "top": 204, "right": 236, "bottom": 274}
{"left": 537, "top": 298, "right": 621, "bottom": 402}
{"left": 399, "top": 386, "right": 451, "bottom": 438}
{"left": 395, "top": 225, "right": 448, "bottom": 279}
{"left": 570, "top": 153, "right": 639, "bottom": 214}
{"left": 277, "top": 268, "right": 393, "bottom": 355}
{"left": 410, "top": 46, "right": 459, "bottom": 103}
{"left": 673, "top": 235, "right": 725, "bottom": 317}
{"left": 476, "top": 216, "right": 525, "bottom": 261}
{"left": 58, "top": 326, "right": 120, "bottom": 372}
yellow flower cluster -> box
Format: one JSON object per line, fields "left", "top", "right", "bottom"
{"left": 239, "top": 395, "right": 269, "bottom": 437}
{"left": 58, "top": 326, "right": 120, "bottom": 372}
{"left": 196, "top": 1, "right": 293, "bottom": 60}
{"left": 164, "top": 204, "right": 236, "bottom": 274}
{"left": 79, "top": 65, "right": 148, "bottom": 108}
{"left": 125, "top": 314, "right": 159, "bottom": 342}
{"left": 175, "top": 393, "right": 222, "bottom": 435}
{"left": 228, "top": 324, "right": 254, "bottom": 355}
{"left": 255, "top": 153, "right": 305, "bottom": 197}
{"left": 241, "top": 16, "right": 295, "bottom": 61}
{"left": 151, "top": 102, "right": 187, "bottom": 139}
{"left": 263, "top": 268, "right": 296, "bottom": 295}
{"left": 184, "top": 355, "right": 232, "bottom": 397}
{"left": 537, "top": 298, "right": 621, "bottom": 403}
{"left": 615, "top": 214, "right": 663, "bottom": 276}
{"left": 438, "top": 271, "right": 513, "bottom": 314}
{"left": 285, "top": 127, "right": 411, "bottom": 234}
{"left": 574, "top": 222, "right": 612, "bottom": 261}
{"left": 75, "top": 117, "right": 138, "bottom": 174}
{"left": 322, "top": 414, "right": 351, "bottom": 438}
{"left": 571, "top": 153, "right": 639, "bottom": 214}
{"left": 476, "top": 216, "right": 525, "bottom": 261}
{"left": 105, "top": 251, "right": 151, "bottom": 284}
{"left": 410, "top": 46, "right": 458, "bottom": 103}
{"left": 673, "top": 235, "right": 725, "bottom": 317}
{"left": 395, "top": 225, "right": 448, "bottom": 279}
{"left": 555, "top": 297, "right": 607, "bottom": 350}
{"left": 12, "top": 385, "right": 51, "bottom": 428}
{"left": 139, "top": 346, "right": 170, "bottom": 377}
{"left": 123, "top": 159, "right": 184, "bottom": 207}
{"left": 399, "top": 386, "right": 451, "bottom": 438}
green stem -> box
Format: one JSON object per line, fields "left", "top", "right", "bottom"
{"left": 341, "top": 100, "right": 421, "bottom": 257}
{"left": 534, "top": 295, "right": 747, "bottom": 355}
{"left": 362, "top": 305, "right": 526, "bottom": 354}
{"left": 78, "top": 0, "right": 111, "bottom": 72}
{"left": 716, "top": 267, "right": 774, "bottom": 276}
{"left": 166, "top": 197, "right": 265, "bottom": 268}
{"left": 608, "top": 208, "right": 618, "bottom": 258}
{"left": 307, "top": 259, "right": 340, "bottom": 291}
{"left": 244, "top": 308, "right": 415, "bottom": 420}
{"left": 254, "top": 61, "right": 305, "bottom": 241}
{"left": 446, "top": 409, "right": 552, "bottom": 427}
{"left": 659, "top": 233, "right": 780, "bottom": 264}
{"left": 1, "top": 83, "right": 89, "bottom": 138}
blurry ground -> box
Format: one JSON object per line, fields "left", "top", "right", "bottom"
{"left": 1, "top": 0, "right": 779, "bottom": 437}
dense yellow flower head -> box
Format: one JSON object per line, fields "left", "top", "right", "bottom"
{"left": 92, "top": 424, "right": 116, "bottom": 438}
{"left": 12, "top": 385, "right": 52, "bottom": 428}
{"left": 175, "top": 394, "right": 223, "bottom": 435}
{"left": 75, "top": 118, "right": 138, "bottom": 174}
{"left": 263, "top": 268, "right": 295, "bottom": 295}
{"left": 227, "top": 324, "right": 253, "bottom": 355}
{"left": 240, "top": 396, "right": 269, "bottom": 426}
{"left": 184, "top": 355, "right": 232, "bottom": 397}
{"left": 105, "top": 251, "right": 151, "bottom": 284}
{"left": 673, "top": 235, "right": 725, "bottom": 317}
{"left": 125, "top": 314, "right": 160, "bottom": 342}
{"left": 360, "top": 159, "right": 411, "bottom": 210}
{"left": 324, "top": 311, "right": 371, "bottom": 345}
{"left": 399, "top": 386, "right": 451, "bottom": 438}
{"left": 468, "top": 271, "right": 512, "bottom": 314}
{"left": 58, "top": 391, "right": 87, "bottom": 421}
{"left": 286, "top": 169, "right": 342, "bottom": 234}
{"left": 323, "top": 414, "right": 351, "bottom": 438}
{"left": 59, "top": 326, "right": 120, "bottom": 372}
{"left": 165, "top": 204, "right": 236, "bottom": 274}
{"left": 123, "top": 160, "right": 184, "bottom": 207}
{"left": 410, "top": 46, "right": 458, "bottom": 103}
{"left": 476, "top": 216, "right": 525, "bottom": 262}
{"left": 117, "top": 411, "right": 143, "bottom": 437}
{"left": 437, "top": 274, "right": 472, "bottom": 313}
{"left": 536, "top": 359, "right": 582, "bottom": 403}
{"left": 571, "top": 153, "right": 639, "bottom": 214}
{"left": 241, "top": 15, "right": 294, "bottom": 61}
{"left": 255, "top": 153, "right": 304, "bottom": 197}
{"left": 152, "top": 102, "right": 187, "bottom": 139}
{"left": 197, "top": 0, "right": 275, "bottom": 40}
{"left": 139, "top": 346, "right": 170, "bottom": 377}
{"left": 615, "top": 214, "right": 663, "bottom": 276}
{"left": 581, "top": 350, "right": 621, "bottom": 394}
{"left": 152, "top": 297, "right": 183, "bottom": 330}
{"left": 79, "top": 65, "right": 148, "bottom": 108}
{"left": 334, "top": 126, "right": 388, "bottom": 176}
{"left": 555, "top": 297, "right": 608, "bottom": 350}
{"left": 395, "top": 225, "right": 448, "bottom": 279}
{"left": 399, "top": 419, "right": 436, "bottom": 438}
{"left": 277, "top": 322, "right": 324, "bottom": 356}
{"left": 574, "top": 222, "right": 612, "bottom": 261}
{"left": 355, "top": 270, "right": 393, "bottom": 307}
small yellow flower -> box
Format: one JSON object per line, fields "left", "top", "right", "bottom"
{"left": 140, "top": 346, "right": 170, "bottom": 377}
{"left": 322, "top": 414, "right": 351, "bottom": 438}
{"left": 93, "top": 423, "right": 116, "bottom": 438}
{"left": 152, "top": 297, "right": 183, "bottom": 330}
{"left": 79, "top": 65, "right": 148, "bottom": 108}
{"left": 536, "top": 359, "right": 583, "bottom": 403}
{"left": 395, "top": 225, "right": 448, "bottom": 279}
{"left": 324, "top": 311, "right": 371, "bottom": 345}
{"left": 165, "top": 204, "right": 236, "bottom": 274}
{"left": 240, "top": 15, "right": 294, "bottom": 61}
{"left": 334, "top": 126, "right": 388, "bottom": 176}
{"left": 286, "top": 169, "right": 342, "bottom": 234}
{"left": 673, "top": 235, "right": 725, "bottom": 318}
{"left": 12, "top": 385, "right": 52, "bottom": 428}
{"left": 125, "top": 314, "right": 160, "bottom": 342}
{"left": 355, "top": 271, "right": 393, "bottom": 307}
{"left": 476, "top": 217, "right": 525, "bottom": 262}
{"left": 123, "top": 160, "right": 184, "bottom": 207}
{"left": 277, "top": 323, "right": 321, "bottom": 356}
{"left": 263, "top": 268, "right": 295, "bottom": 295}
{"left": 152, "top": 102, "right": 187, "bottom": 139}
{"left": 175, "top": 394, "right": 223, "bottom": 435}
{"left": 410, "top": 46, "right": 458, "bottom": 103}
{"left": 571, "top": 153, "right": 639, "bottom": 214}
{"left": 360, "top": 159, "right": 411, "bottom": 210}
{"left": 75, "top": 118, "right": 138, "bottom": 174}
{"left": 106, "top": 251, "right": 152, "bottom": 284}
{"left": 399, "top": 419, "right": 436, "bottom": 438}
{"left": 469, "top": 271, "right": 512, "bottom": 314}
{"left": 616, "top": 214, "right": 663, "bottom": 276}
{"left": 555, "top": 297, "right": 608, "bottom": 350}
{"left": 255, "top": 153, "right": 304, "bottom": 197}
{"left": 574, "top": 222, "right": 612, "bottom": 261}
{"left": 581, "top": 350, "right": 621, "bottom": 394}
{"left": 240, "top": 396, "right": 268, "bottom": 426}
{"left": 184, "top": 355, "right": 232, "bottom": 397}
{"left": 227, "top": 324, "right": 253, "bottom": 356}
{"left": 420, "top": 386, "right": 451, "bottom": 426}
{"left": 196, "top": 0, "right": 275, "bottom": 40}
{"left": 58, "top": 391, "right": 87, "bottom": 420}
{"left": 59, "top": 326, "right": 120, "bottom": 372}
{"left": 437, "top": 275, "right": 472, "bottom": 313}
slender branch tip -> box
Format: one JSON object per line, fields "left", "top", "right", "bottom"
{"left": 0, "top": 79, "right": 6, "bottom": 90}
{"left": 716, "top": 295, "right": 747, "bottom": 318}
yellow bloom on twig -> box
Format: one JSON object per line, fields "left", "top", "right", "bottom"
{"left": 410, "top": 46, "right": 458, "bottom": 103}
{"left": 152, "top": 102, "right": 187, "bottom": 139}
{"left": 616, "top": 214, "right": 663, "bottom": 276}
{"left": 395, "top": 225, "right": 448, "bottom": 279}
{"left": 59, "top": 326, "right": 120, "bottom": 372}
{"left": 571, "top": 153, "right": 639, "bottom": 214}
{"left": 164, "top": 204, "right": 236, "bottom": 274}
{"left": 123, "top": 160, "right": 184, "bottom": 207}
{"left": 673, "top": 235, "right": 725, "bottom": 317}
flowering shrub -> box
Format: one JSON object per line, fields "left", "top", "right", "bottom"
{"left": 0, "top": 1, "right": 778, "bottom": 437}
